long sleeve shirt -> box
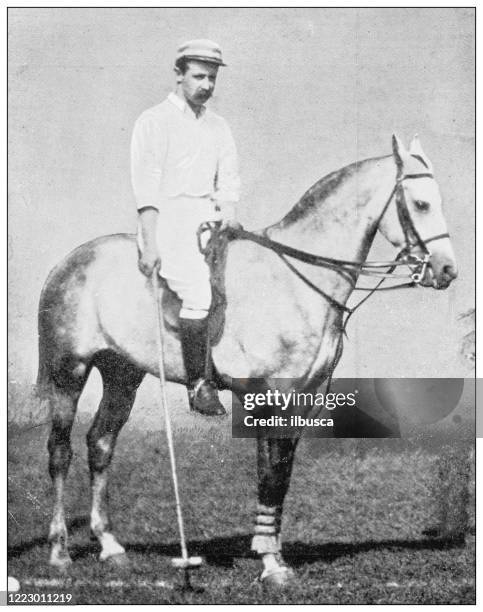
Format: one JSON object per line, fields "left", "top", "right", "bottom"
{"left": 131, "top": 92, "right": 240, "bottom": 211}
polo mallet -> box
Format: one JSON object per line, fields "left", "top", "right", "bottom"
{"left": 151, "top": 273, "right": 204, "bottom": 591}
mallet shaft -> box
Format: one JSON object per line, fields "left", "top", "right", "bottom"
{"left": 152, "top": 274, "right": 189, "bottom": 562}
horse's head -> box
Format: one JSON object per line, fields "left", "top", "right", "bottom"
{"left": 378, "top": 134, "right": 457, "bottom": 289}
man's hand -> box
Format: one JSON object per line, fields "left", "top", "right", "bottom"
{"left": 138, "top": 245, "right": 160, "bottom": 277}
{"left": 217, "top": 201, "right": 243, "bottom": 232}
{"left": 137, "top": 206, "right": 160, "bottom": 277}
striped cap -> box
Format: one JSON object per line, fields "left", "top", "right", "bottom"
{"left": 176, "top": 39, "right": 226, "bottom": 66}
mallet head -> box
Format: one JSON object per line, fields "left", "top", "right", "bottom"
{"left": 171, "top": 556, "right": 203, "bottom": 569}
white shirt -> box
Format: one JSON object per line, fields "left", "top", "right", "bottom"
{"left": 131, "top": 92, "right": 240, "bottom": 210}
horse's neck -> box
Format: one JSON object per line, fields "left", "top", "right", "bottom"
{"left": 267, "top": 156, "right": 397, "bottom": 262}
{"left": 264, "top": 156, "right": 397, "bottom": 307}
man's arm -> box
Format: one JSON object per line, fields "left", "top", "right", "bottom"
{"left": 137, "top": 207, "right": 160, "bottom": 276}
{"left": 214, "top": 120, "right": 241, "bottom": 230}
{"left": 130, "top": 114, "right": 165, "bottom": 276}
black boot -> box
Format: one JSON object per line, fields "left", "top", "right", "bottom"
{"left": 179, "top": 318, "right": 226, "bottom": 416}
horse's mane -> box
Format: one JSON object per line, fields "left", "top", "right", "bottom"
{"left": 278, "top": 156, "right": 388, "bottom": 227}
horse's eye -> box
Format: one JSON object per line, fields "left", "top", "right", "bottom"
{"left": 415, "top": 200, "right": 430, "bottom": 212}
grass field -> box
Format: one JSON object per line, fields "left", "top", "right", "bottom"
{"left": 7, "top": 389, "right": 475, "bottom": 604}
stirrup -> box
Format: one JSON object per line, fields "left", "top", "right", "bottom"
{"left": 188, "top": 378, "right": 226, "bottom": 416}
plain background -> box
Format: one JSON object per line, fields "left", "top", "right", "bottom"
{"left": 8, "top": 7, "right": 475, "bottom": 418}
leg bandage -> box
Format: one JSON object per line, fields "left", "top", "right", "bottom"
{"left": 251, "top": 504, "right": 282, "bottom": 553}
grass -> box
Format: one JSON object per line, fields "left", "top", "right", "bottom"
{"left": 7, "top": 393, "right": 475, "bottom": 604}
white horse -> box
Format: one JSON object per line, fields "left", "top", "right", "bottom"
{"left": 37, "top": 135, "right": 457, "bottom": 586}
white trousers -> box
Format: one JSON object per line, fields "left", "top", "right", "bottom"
{"left": 141, "top": 196, "right": 219, "bottom": 319}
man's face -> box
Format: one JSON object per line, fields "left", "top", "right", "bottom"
{"left": 176, "top": 60, "right": 219, "bottom": 107}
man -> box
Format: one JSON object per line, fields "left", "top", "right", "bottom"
{"left": 131, "top": 39, "right": 240, "bottom": 416}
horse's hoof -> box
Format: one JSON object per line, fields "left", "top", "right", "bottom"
{"left": 104, "top": 553, "right": 131, "bottom": 569}
{"left": 260, "top": 566, "right": 298, "bottom": 589}
{"left": 49, "top": 555, "right": 72, "bottom": 573}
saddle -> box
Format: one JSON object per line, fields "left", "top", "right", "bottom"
{"left": 162, "top": 223, "right": 233, "bottom": 345}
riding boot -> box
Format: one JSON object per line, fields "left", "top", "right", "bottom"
{"left": 179, "top": 317, "right": 226, "bottom": 416}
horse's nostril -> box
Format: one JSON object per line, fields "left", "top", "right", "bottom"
{"left": 442, "top": 264, "right": 458, "bottom": 280}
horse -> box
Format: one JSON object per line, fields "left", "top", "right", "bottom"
{"left": 37, "top": 134, "right": 457, "bottom": 587}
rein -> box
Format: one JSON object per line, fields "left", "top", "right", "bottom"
{"left": 198, "top": 171, "right": 449, "bottom": 320}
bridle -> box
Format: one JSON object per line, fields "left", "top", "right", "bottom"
{"left": 303, "top": 169, "right": 450, "bottom": 286}
{"left": 386, "top": 170, "right": 449, "bottom": 284}
{"left": 197, "top": 168, "right": 450, "bottom": 315}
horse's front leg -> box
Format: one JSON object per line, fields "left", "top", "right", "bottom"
{"left": 253, "top": 433, "right": 300, "bottom": 587}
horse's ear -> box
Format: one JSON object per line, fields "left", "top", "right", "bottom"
{"left": 392, "top": 134, "right": 406, "bottom": 171}
{"left": 409, "top": 134, "right": 433, "bottom": 172}
{"left": 409, "top": 134, "right": 421, "bottom": 152}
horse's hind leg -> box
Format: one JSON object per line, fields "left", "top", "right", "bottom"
{"left": 46, "top": 367, "right": 87, "bottom": 569}
{"left": 87, "top": 352, "right": 144, "bottom": 564}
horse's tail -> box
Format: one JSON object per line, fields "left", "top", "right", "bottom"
{"left": 35, "top": 276, "right": 58, "bottom": 402}
{"left": 35, "top": 347, "right": 51, "bottom": 401}
{"left": 35, "top": 259, "right": 92, "bottom": 403}
{"left": 36, "top": 311, "right": 53, "bottom": 403}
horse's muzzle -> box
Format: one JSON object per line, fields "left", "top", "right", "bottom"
{"left": 422, "top": 261, "right": 458, "bottom": 289}
{"left": 439, "top": 262, "right": 458, "bottom": 286}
